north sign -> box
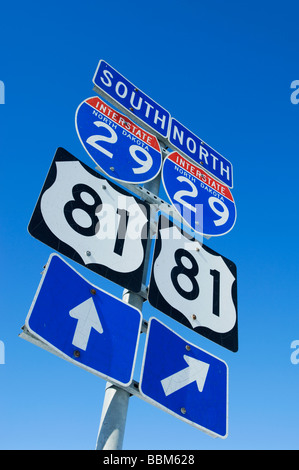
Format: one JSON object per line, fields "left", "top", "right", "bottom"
{"left": 25, "top": 254, "right": 142, "bottom": 386}
{"left": 148, "top": 215, "right": 238, "bottom": 352}
{"left": 139, "top": 318, "right": 229, "bottom": 438}
{"left": 75, "top": 96, "right": 162, "bottom": 184}
{"left": 28, "top": 147, "right": 150, "bottom": 293}
{"left": 169, "top": 118, "right": 233, "bottom": 188}
{"left": 162, "top": 151, "right": 236, "bottom": 237}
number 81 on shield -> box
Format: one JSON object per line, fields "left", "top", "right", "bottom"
{"left": 148, "top": 215, "right": 238, "bottom": 352}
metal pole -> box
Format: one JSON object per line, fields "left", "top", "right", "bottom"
{"left": 95, "top": 163, "right": 163, "bottom": 451}
{"left": 95, "top": 382, "right": 130, "bottom": 450}
{"left": 95, "top": 287, "right": 144, "bottom": 450}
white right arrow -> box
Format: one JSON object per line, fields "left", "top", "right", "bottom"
{"left": 161, "top": 355, "right": 210, "bottom": 396}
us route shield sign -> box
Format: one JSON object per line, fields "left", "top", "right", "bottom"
{"left": 148, "top": 215, "right": 238, "bottom": 352}
{"left": 28, "top": 147, "right": 150, "bottom": 293}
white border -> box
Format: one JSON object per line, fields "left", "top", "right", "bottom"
{"left": 139, "top": 317, "right": 229, "bottom": 439}
{"left": 25, "top": 253, "right": 142, "bottom": 388}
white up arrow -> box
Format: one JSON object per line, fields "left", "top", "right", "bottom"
{"left": 161, "top": 355, "right": 210, "bottom": 396}
{"left": 69, "top": 297, "right": 103, "bottom": 351}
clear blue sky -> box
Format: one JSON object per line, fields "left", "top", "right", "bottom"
{"left": 1, "top": 0, "right": 299, "bottom": 450}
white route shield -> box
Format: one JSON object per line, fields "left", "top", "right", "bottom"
{"left": 148, "top": 215, "right": 238, "bottom": 352}
{"left": 28, "top": 147, "right": 150, "bottom": 293}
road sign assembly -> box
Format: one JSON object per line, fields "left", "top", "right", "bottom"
{"left": 25, "top": 253, "right": 142, "bottom": 386}
{"left": 148, "top": 215, "right": 238, "bottom": 352}
{"left": 28, "top": 147, "right": 150, "bottom": 293}
{"left": 24, "top": 60, "right": 239, "bottom": 448}
{"left": 75, "top": 96, "right": 162, "bottom": 184}
{"left": 162, "top": 151, "right": 236, "bottom": 237}
{"left": 139, "top": 318, "right": 228, "bottom": 438}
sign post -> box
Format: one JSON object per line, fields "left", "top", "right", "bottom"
{"left": 95, "top": 382, "right": 131, "bottom": 451}
{"left": 95, "top": 169, "right": 162, "bottom": 450}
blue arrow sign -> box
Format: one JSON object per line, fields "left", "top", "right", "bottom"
{"left": 139, "top": 318, "right": 228, "bottom": 438}
{"left": 75, "top": 96, "right": 162, "bottom": 184}
{"left": 25, "top": 254, "right": 142, "bottom": 386}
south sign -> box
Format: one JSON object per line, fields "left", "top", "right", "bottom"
{"left": 93, "top": 60, "right": 170, "bottom": 139}
{"left": 75, "top": 96, "right": 162, "bottom": 184}
{"left": 162, "top": 151, "right": 236, "bottom": 237}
